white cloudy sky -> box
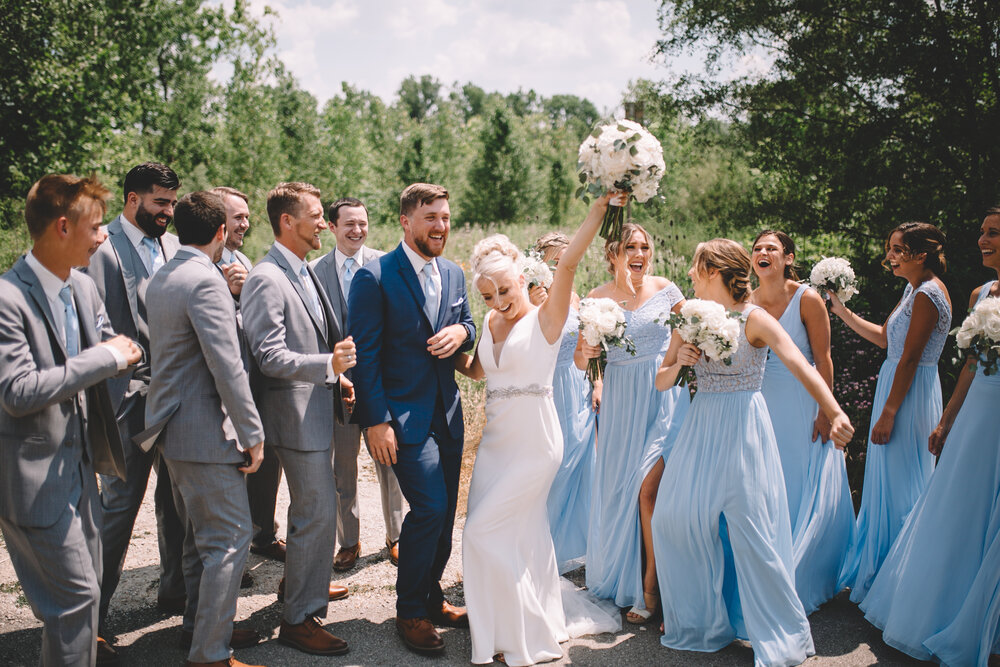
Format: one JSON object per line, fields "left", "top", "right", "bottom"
{"left": 237, "top": 0, "right": 707, "bottom": 112}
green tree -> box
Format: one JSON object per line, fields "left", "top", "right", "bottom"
{"left": 463, "top": 103, "right": 534, "bottom": 224}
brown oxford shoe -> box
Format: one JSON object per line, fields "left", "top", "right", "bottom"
{"left": 278, "top": 616, "right": 349, "bottom": 656}
{"left": 386, "top": 538, "right": 399, "bottom": 567}
{"left": 179, "top": 627, "right": 262, "bottom": 650}
{"left": 277, "top": 577, "right": 349, "bottom": 602}
{"left": 396, "top": 616, "right": 445, "bottom": 655}
{"left": 96, "top": 637, "right": 120, "bottom": 667}
{"left": 184, "top": 658, "right": 264, "bottom": 667}
{"left": 427, "top": 600, "right": 469, "bottom": 628}
{"left": 333, "top": 543, "right": 361, "bottom": 571}
{"left": 156, "top": 593, "right": 187, "bottom": 615}
{"left": 249, "top": 538, "right": 286, "bottom": 562}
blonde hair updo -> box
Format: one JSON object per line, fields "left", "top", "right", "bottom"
{"left": 471, "top": 234, "right": 522, "bottom": 290}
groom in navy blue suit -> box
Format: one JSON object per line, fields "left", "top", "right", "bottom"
{"left": 348, "top": 183, "right": 475, "bottom": 655}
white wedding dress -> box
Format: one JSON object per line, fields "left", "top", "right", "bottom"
{"left": 464, "top": 308, "right": 619, "bottom": 666}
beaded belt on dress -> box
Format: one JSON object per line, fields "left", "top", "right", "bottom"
{"left": 486, "top": 383, "right": 553, "bottom": 402}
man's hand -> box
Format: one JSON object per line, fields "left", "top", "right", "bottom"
{"left": 427, "top": 323, "right": 467, "bottom": 358}
{"left": 332, "top": 336, "right": 357, "bottom": 375}
{"left": 101, "top": 334, "right": 142, "bottom": 365}
{"left": 340, "top": 375, "right": 356, "bottom": 413}
{"left": 221, "top": 262, "right": 248, "bottom": 296}
{"left": 367, "top": 422, "right": 398, "bottom": 465}
{"left": 239, "top": 442, "right": 264, "bottom": 474}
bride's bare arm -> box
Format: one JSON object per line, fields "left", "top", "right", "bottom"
{"left": 453, "top": 349, "right": 485, "bottom": 380}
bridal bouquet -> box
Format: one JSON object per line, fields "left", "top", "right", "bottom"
{"left": 576, "top": 119, "right": 665, "bottom": 240}
{"left": 952, "top": 295, "right": 1000, "bottom": 375}
{"left": 578, "top": 297, "right": 635, "bottom": 383}
{"left": 810, "top": 257, "right": 859, "bottom": 303}
{"left": 520, "top": 248, "right": 553, "bottom": 289}
{"left": 667, "top": 299, "right": 741, "bottom": 386}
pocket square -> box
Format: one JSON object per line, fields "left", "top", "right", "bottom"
{"left": 96, "top": 314, "right": 105, "bottom": 329}
{"left": 450, "top": 297, "right": 465, "bottom": 307}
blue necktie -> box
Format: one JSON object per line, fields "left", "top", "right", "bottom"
{"left": 59, "top": 285, "right": 79, "bottom": 357}
{"left": 342, "top": 257, "right": 356, "bottom": 298}
{"left": 421, "top": 262, "right": 438, "bottom": 325}
{"left": 141, "top": 236, "right": 164, "bottom": 275}
{"left": 299, "top": 264, "right": 324, "bottom": 320}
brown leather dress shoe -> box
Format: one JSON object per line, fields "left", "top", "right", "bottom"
{"left": 184, "top": 658, "right": 263, "bottom": 667}
{"left": 278, "top": 616, "right": 349, "bottom": 655}
{"left": 179, "top": 627, "right": 262, "bottom": 650}
{"left": 277, "top": 577, "right": 349, "bottom": 602}
{"left": 333, "top": 543, "right": 361, "bottom": 571}
{"left": 249, "top": 538, "right": 286, "bottom": 562}
{"left": 240, "top": 570, "right": 254, "bottom": 589}
{"left": 156, "top": 593, "right": 187, "bottom": 615}
{"left": 386, "top": 539, "right": 399, "bottom": 567}
{"left": 396, "top": 616, "right": 445, "bottom": 655}
{"left": 427, "top": 600, "right": 469, "bottom": 628}
{"left": 96, "top": 637, "right": 120, "bottom": 667}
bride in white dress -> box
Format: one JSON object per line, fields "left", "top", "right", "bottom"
{"left": 455, "top": 195, "right": 620, "bottom": 665}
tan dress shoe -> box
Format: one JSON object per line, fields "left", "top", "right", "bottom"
{"left": 278, "top": 616, "right": 349, "bottom": 655}
{"left": 396, "top": 616, "right": 445, "bottom": 654}
{"left": 333, "top": 543, "right": 361, "bottom": 571}
{"left": 277, "top": 577, "right": 349, "bottom": 602}
{"left": 179, "top": 627, "right": 262, "bottom": 650}
{"left": 249, "top": 538, "right": 286, "bottom": 562}
{"left": 96, "top": 637, "right": 120, "bottom": 667}
{"left": 427, "top": 600, "right": 469, "bottom": 628}
{"left": 184, "top": 658, "right": 264, "bottom": 667}
{"left": 386, "top": 538, "right": 399, "bottom": 566}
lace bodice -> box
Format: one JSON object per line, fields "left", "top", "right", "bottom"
{"left": 607, "top": 284, "right": 684, "bottom": 364}
{"left": 557, "top": 307, "right": 580, "bottom": 368}
{"left": 886, "top": 280, "right": 951, "bottom": 364}
{"left": 695, "top": 305, "right": 768, "bottom": 393}
{"left": 765, "top": 283, "right": 813, "bottom": 376}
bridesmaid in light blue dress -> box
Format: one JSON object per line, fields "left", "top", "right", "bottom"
{"left": 529, "top": 232, "right": 598, "bottom": 572}
{"left": 577, "top": 223, "right": 689, "bottom": 623}
{"left": 860, "top": 210, "right": 1000, "bottom": 666}
{"left": 751, "top": 231, "right": 856, "bottom": 614}
{"left": 652, "top": 239, "right": 855, "bottom": 667}
{"left": 828, "top": 222, "right": 951, "bottom": 603}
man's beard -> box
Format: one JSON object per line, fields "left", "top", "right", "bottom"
{"left": 414, "top": 233, "right": 445, "bottom": 258}
{"left": 135, "top": 203, "right": 169, "bottom": 238}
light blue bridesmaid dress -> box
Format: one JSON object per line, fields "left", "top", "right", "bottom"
{"left": 546, "top": 306, "right": 597, "bottom": 572}
{"left": 585, "top": 284, "right": 689, "bottom": 611}
{"left": 760, "top": 284, "right": 856, "bottom": 614}
{"left": 842, "top": 279, "right": 950, "bottom": 603}
{"left": 860, "top": 280, "right": 1000, "bottom": 666}
{"left": 654, "top": 305, "right": 813, "bottom": 667}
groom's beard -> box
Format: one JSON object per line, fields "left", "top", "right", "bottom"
{"left": 414, "top": 233, "right": 447, "bottom": 258}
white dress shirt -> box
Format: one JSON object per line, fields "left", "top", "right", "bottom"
{"left": 120, "top": 215, "right": 165, "bottom": 276}
{"left": 334, "top": 246, "right": 366, "bottom": 300}
{"left": 401, "top": 241, "right": 442, "bottom": 310}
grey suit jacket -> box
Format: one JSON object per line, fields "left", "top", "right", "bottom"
{"left": 84, "top": 215, "right": 181, "bottom": 415}
{"left": 142, "top": 248, "right": 264, "bottom": 464}
{"left": 0, "top": 258, "right": 126, "bottom": 527}
{"left": 310, "top": 245, "right": 384, "bottom": 334}
{"left": 242, "top": 244, "right": 344, "bottom": 452}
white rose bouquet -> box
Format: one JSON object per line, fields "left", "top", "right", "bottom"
{"left": 519, "top": 248, "right": 553, "bottom": 289}
{"left": 577, "top": 119, "right": 665, "bottom": 240}
{"left": 578, "top": 297, "right": 635, "bottom": 382}
{"left": 952, "top": 295, "right": 1000, "bottom": 376}
{"left": 667, "top": 299, "right": 742, "bottom": 386}
{"left": 810, "top": 257, "right": 859, "bottom": 303}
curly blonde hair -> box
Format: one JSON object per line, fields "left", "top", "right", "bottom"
{"left": 471, "top": 234, "right": 521, "bottom": 288}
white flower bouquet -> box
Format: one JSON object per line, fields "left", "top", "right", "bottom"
{"left": 667, "top": 299, "right": 742, "bottom": 386}
{"left": 578, "top": 297, "right": 635, "bottom": 382}
{"left": 520, "top": 248, "right": 553, "bottom": 289}
{"left": 952, "top": 295, "right": 1000, "bottom": 375}
{"left": 576, "top": 119, "right": 665, "bottom": 240}
{"left": 809, "top": 257, "right": 859, "bottom": 303}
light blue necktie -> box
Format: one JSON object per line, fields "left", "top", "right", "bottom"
{"left": 299, "top": 264, "right": 324, "bottom": 320}
{"left": 342, "top": 257, "right": 356, "bottom": 297}
{"left": 141, "top": 236, "right": 164, "bottom": 275}
{"left": 59, "top": 285, "right": 79, "bottom": 357}
{"left": 421, "top": 262, "right": 438, "bottom": 325}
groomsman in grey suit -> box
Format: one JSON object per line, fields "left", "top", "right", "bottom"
{"left": 212, "top": 186, "right": 286, "bottom": 563}
{"left": 242, "top": 182, "right": 356, "bottom": 656}
{"left": 0, "top": 174, "right": 141, "bottom": 666}
{"left": 142, "top": 191, "right": 266, "bottom": 667}
{"left": 84, "top": 163, "right": 187, "bottom": 636}
{"left": 311, "top": 197, "right": 404, "bottom": 571}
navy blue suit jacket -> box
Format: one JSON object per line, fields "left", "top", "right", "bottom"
{"left": 348, "top": 242, "right": 475, "bottom": 445}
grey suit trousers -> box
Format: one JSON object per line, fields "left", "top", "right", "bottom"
{"left": 273, "top": 446, "right": 337, "bottom": 625}
{"left": 333, "top": 423, "right": 403, "bottom": 547}
{"left": 0, "top": 461, "right": 101, "bottom": 667}
{"left": 165, "top": 458, "right": 251, "bottom": 663}
{"left": 247, "top": 444, "right": 282, "bottom": 546}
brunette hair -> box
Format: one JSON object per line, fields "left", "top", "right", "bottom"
{"left": 211, "top": 186, "right": 248, "bottom": 203}
{"left": 266, "top": 182, "right": 321, "bottom": 235}
{"left": 400, "top": 183, "right": 448, "bottom": 218}
{"left": 24, "top": 174, "right": 111, "bottom": 239}
{"left": 328, "top": 197, "right": 368, "bottom": 226}
{"left": 752, "top": 229, "right": 800, "bottom": 281}
{"left": 693, "top": 238, "right": 753, "bottom": 302}
{"left": 603, "top": 222, "right": 654, "bottom": 275}
{"left": 883, "top": 222, "right": 947, "bottom": 275}
{"left": 122, "top": 162, "right": 179, "bottom": 203}
{"left": 173, "top": 191, "right": 226, "bottom": 245}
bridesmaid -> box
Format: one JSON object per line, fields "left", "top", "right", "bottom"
{"left": 652, "top": 239, "right": 854, "bottom": 666}
{"left": 828, "top": 222, "right": 951, "bottom": 602}
{"left": 750, "top": 230, "right": 856, "bottom": 614}
{"left": 528, "top": 232, "right": 599, "bottom": 573}
{"left": 577, "top": 223, "right": 690, "bottom": 624}
{"left": 859, "top": 207, "right": 1000, "bottom": 666}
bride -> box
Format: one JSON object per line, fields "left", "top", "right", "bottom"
{"left": 455, "top": 195, "right": 620, "bottom": 665}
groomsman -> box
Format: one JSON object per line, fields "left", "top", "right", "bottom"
{"left": 85, "top": 163, "right": 187, "bottom": 636}
{"left": 142, "top": 191, "right": 266, "bottom": 667}
{"left": 241, "top": 182, "right": 356, "bottom": 656}
{"left": 212, "top": 186, "right": 286, "bottom": 563}
{"left": 0, "top": 174, "right": 141, "bottom": 665}
{"left": 312, "top": 197, "right": 404, "bottom": 571}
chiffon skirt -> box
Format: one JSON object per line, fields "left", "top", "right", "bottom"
{"left": 860, "top": 371, "right": 1000, "bottom": 666}
{"left": 653, "top": 390, "right": 814, "bottom": 667}
{"left": 842, "top": 359, "right": 939, "bottom": 602}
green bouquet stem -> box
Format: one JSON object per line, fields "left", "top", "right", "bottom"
{"left": 674, "top": 365, "right": 693, "bottom": 387}
{"left": 586, "top": 352, "right": 606, "bottom": 385}
{"left": 599, "top": 203, "right": 625, "bottom": 240}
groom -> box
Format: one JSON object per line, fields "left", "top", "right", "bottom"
{"left": 349, "top": 183, "right": 475, "bottom": 655}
